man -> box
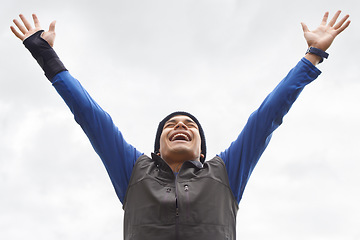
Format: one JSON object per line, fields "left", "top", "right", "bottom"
{"left": 11, "top": 11, "right": 350, "bottom": 240}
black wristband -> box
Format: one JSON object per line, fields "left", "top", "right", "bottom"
{"left": 23, "top": 30, "right": 67, "bottom": 81}
{"left": 305, "top": 47, "right": 329, "bottom": 64}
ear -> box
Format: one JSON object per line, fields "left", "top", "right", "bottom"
{"left": 200, "top": 153, "right": 205, "bottom": 161}
{"left": 157, "top": 152, "right": 161, "bottom": 156}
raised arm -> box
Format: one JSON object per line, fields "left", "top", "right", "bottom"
{"left": 11, "top": 14, "right": 142, "bottom": 203}
{"left": 219, "top": 11, "right": 351, "bottom": 203}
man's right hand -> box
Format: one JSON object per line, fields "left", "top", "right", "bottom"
{"left": 11, "top": 14, "right": 56, "bottom": 47}
{"left": 11, "top": 14, "right": 66, "bottom": 81}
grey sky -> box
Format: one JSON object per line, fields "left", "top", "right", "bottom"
{"left": 1, "top": 0, "right": 360, "bottom": 239}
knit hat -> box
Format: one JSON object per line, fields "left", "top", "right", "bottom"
{"left": 154, "top": 111, "right": 206, "bottom": 163}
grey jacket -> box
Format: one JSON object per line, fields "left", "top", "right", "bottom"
{"left": 123, "top": 154, "right": 238, "bottom": 240}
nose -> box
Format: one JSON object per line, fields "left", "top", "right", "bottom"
{"left": 175, "top": 121, "right": 188, "bottom": 130}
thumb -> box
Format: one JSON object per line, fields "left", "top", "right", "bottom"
{"left": 301, "top": 22, "right": 309, "bottom": 33}
{"left": 49, "top": 20, "right": 56, "bottom": 33}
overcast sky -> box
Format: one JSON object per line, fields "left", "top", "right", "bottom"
{"left": 1, "top": 0, "right": 360, "bottom": 239}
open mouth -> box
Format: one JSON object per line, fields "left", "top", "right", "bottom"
{"left": 169, "top": 132, "right": 191, "bottom": 142}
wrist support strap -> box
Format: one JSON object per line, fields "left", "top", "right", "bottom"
{"left": 23, "top": 30, "right": 67, "bottom": 81}
{"left": 306, "top": 47, "right": 329, "bottom": 64}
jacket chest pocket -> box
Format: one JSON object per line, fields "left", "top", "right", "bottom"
{"left": 177, "top": 180, "right": 232, "bottom": 226}
{"left": 125, "top": 180, "right": 177, "bottom": 225}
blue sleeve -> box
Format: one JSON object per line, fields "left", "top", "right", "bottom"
{"left": 51, "top": 71, "right": 143, "bottom": 203}
{"left": 219, "top": 58, "right": 321, "bottom": 203}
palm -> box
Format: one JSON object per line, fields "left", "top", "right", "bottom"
{"left": 304, "top": 25, "right": 336, "bottom": 51}
{"left": 40, "top": 27, "right": 56, "bottom": 47}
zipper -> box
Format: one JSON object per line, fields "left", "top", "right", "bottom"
{"left": 176, "top": 201, "right": 179, "bottom": 216}
{"left": 184, "top": 184, "right": 189, "bottom": 221}
{"left": 175, "top": 172, "right": 179, "bottom": 240}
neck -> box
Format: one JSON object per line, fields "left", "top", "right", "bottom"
{"left": 169, "top": 162, "right": 183, "bottom": 173}
{"left": 161, "top": 154, "right": 200, "bottom": 173}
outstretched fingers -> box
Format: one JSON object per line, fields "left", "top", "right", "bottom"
{"left": 335, "top": 18, "right": 351, "bottom": 35}
{"left": 19, "top": 14, "right": 33, "bottom": 31}
{"left": 334, "top": 15, "right": 349, "bottom": 30}
{"left": 32, "top": 14, "right": 41, "bottom": 28}
{"left": 301, "top": 22, "right": 310, "bottom": 33}
{"left": 10, "top": 25, "right": 24, "bottom": 40}
{"left": 11, "top": 14, "right": 35, "bottom": 40}
{"left": 328, "top": 10, "right": 341, "bottom": 27}
{"left": 11, "top": 13, "right": 46, "bottom": 42}
{"left": 12, "top": 18, "right": 27, "bottom": 35}
{"left": 321, "top": 12, "right": 329, "bottom": 25}
{"left": 48, "top": 20, "right": 56, "bottom": 33}
{"left": 320, "top": 10, "right": 351, "bottom": 36}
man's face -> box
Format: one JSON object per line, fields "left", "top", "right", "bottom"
{"left": 159, "top": 115, "right": 202, "bottom": 162}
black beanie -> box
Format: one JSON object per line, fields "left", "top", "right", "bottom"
{"left": 154, "top": 111, "right": 207, "bottom": 163}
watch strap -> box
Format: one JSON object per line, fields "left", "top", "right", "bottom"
{"left": 305, "top": 47, "right": 329, "bottom": 63}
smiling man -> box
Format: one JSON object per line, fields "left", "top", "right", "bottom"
{"left": 11, "top": 11, "right": 350, "bottom": 240}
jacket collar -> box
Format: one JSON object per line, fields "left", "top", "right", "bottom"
{"left": 151, "top": 153, "right": 204, "bottom": 172}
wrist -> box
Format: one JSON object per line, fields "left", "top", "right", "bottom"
{"left": 305, "top": 47, "right": 329, "bottom": 64}
{"left": 304, "top": 53, "right": 322, "bottom": 66}
{"left": 23, "top": 30, "right": 67, "bottom": 81}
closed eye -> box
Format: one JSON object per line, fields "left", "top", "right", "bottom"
{"left": 186, "top": 123, "right": 198, "bottom": 128}
{"left": 164, "top": 123, "right": 175, "bottom": 128}
{"left": 163, "top": 118, "right": 199, "bottom": 129}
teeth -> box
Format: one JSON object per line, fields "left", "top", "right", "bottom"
{"left": 171, "top": 133, "right": 190, "bottom": 141}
